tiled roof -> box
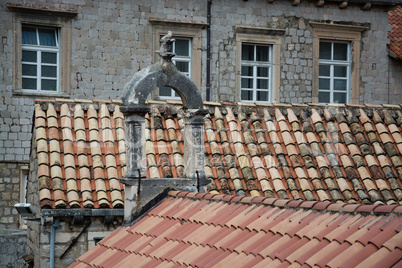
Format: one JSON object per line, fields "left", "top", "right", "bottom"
{"left": 33, "top": 100, "right": 402, "bottom": 209}
{"left": 389, "top": 6, "right": 402, "bottom": 59}
{"left": 70, "top": 191, "right": 402, "bottom": 268}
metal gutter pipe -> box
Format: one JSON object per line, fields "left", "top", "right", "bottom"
{"left": 50, "top": 219, "right": 60, "bottom": 268}
{"left": 206, "top": 0, "right": 211, "bottom": 101}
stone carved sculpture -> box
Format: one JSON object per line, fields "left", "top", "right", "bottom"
{"left": 121, "top": 31, "right": 203, "bottom": 110}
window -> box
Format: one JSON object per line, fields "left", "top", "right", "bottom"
{"left": 149, "top": 18, "right": 206, "bottom": 100}
{"left": 241, "top": 44, "right": 272, "bottom": 102}
{"left": 159, "top": 38, "right": 192, "bottom": 98}
{"left": 22, "top": 26, "right": 60, "bottom": 93}
{"left": 318, "top": 41, "right": 350, "bottom": 103}
{"left": 311, "top": 22, "right": 367, "bottom": 104}
{"left": 19, "top": 166, "right": 29, "bottom": 229}
{"left": 235, "top": 28, "right": 283, "bottom": 103}
{"left": 8, "top": 3, "right": 77, "bottom": 96}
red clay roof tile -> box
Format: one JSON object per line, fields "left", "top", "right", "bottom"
{"left": 71, "top": 192, "right": 402, "bottom": 268}
{"left": 35, "top": 101, "right": 402, "bottom": 209}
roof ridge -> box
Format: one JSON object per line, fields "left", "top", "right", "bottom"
{"left": 34, "top": 98, "right": 402, "bottom": 110}
{"left": 167, "top": 191, "right": 402, "bottom": 215}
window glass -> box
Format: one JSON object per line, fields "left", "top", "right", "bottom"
{"left": 42, "top": 66, "right": 57, "bottom": 78}
{"left": 319, "top": 78, "right": 330, "bottom": 89}
{"left": 241, "top": 78, "right": 253, "bottom": 89}
{"left": 241, "top": 66, "right": 253, "bottom": 76}
{"left": 241, "top": 44, "right": 254, "bottom": 61}
{"left": 22, "top": 78, "right": 37, "bottom": 89}
{"left": 22, "top": 50, "right": 37, "bottom": 62}
{"left": 257, "top": 67, "right": 268, "bottom": 77}
{"left": 257, "top": 79, "right": 268, "bottom": 89}
{"left": 334, "top": 92, "right": 347, "bottom": 103}
{"left": 22, "top": 27, "right": 37, "bottom": 45}
{"left": 241, "top": 90, "right": 253, "bottom": 101}
{"left": 175, "top": 39, "right": 189, "bottom": 56}
{"left": 319, "top": 65, "right": 330, "bottom": 76}
{"left": 318, "top": 92, "right": 330, "bottom": 103}
{"left": 257, "top": 91, "right": 268, "bottom": 101}
{"left": 42, "top": 52, "right": 57, "bottom": 64}
{"left": 176, "top": 61, "right": 189, "bottom": 73}
{"left": 334, "top": 43, "right": 348, "bottom": 61}
{"left": 319, "top": 42, "right": 331, "bottom": 60}
{"left": 256, "top": 45, "right": 269, "bottom": 61}
{"left": 334, "top": 79, "right": 347, "bottom": 91}
{"left": 22, "top": 65, "right": 37, "bottom": 76}
{"left": 41, "top": 79, "right": 57, "bottom": 91}
{"left": 334, "top": 66, "right": 347, "bottom": 77}
{"left": 39, "top": 29, "right": 57, "bottom": 47}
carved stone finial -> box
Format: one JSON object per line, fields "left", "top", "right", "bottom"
{"left": 156, "top": 31, "right": 175, "bottom": 61}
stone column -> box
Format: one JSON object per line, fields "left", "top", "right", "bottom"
{"left": 119, "top": 106, "right": 150, "bottom": 223}
{"left": 183, "top": 111, "right": 207, "bottom": 186}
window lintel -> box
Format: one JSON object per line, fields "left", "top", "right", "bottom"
{"left": 149, "top": 17, "right": 207, "bottom": 29}
{"left": 7, "top": 3, "right": 78, "bottom": 17}
{"left": 235, "top": 26, "right": 285, "bottom": 36}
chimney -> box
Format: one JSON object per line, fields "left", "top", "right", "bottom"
{"left": 120, "top": 31, "right": 209, "bottom": 223}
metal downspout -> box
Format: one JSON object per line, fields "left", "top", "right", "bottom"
{"left": 50, "top": 219, "right": 60, "bottom": 268}
{"left": 206, "top": 0, "right": 211, "bottom": 101}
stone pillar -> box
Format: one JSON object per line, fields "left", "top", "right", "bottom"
{"left": 119, "top": 106, "right": 149, "bottom": 223}
{"left": 184, "top": 110, "right": 209, "bottom": 191}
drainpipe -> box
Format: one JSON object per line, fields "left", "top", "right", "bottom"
{"left": 206, "top": 0, "right": 211, "bottom": 101}
{"left": 50, "top": 219, "right": 60, "bottom": 268}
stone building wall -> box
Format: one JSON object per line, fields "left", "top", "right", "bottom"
{"left": 0, "top": 0, "right": 400, "bottom": 265}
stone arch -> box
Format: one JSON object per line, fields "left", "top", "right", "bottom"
{"left": 121, "top": 60, "right": 203, "bottom": 110}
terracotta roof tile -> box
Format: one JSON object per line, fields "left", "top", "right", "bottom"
{"left": 34, "top": 101, "right": 402, "bottom": 209}
{"left": 72, "top": 192, "right": 402, "bottom": 267}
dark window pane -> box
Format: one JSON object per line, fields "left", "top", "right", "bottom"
{"left": 41, "top": 79, "right": 57, "bottom": 91}
{"left": 241, "top": 78, "right": 253, "bottom": 89}
{"left": 241, "top": 90, "right": 253, "bottom": 101}
{"left": 334, "top": 93, "right": 347, "bottom": 103}
{"left": 22, "top": 27, "right": 37, "bottom": 45}
{"left": 334, "top": 43, "right": 348, "bottom": 61}
{"left": 241, "top": 66, "right": 253, "bottom": 76}
{"left": 319, "top": 42, "right": 331, "bottom": 60}
{"left": 257, "top": 79, "right": 268, "bottom": 89}
{"left": 257, "top": 91, "right": 268, "bottom": 101}
{"left": 319, "top": 64, "right": 330, "bottom": 76}
{"left": 256, "top": 45, "right": 269, "bottom": 61}
{"left": 175, "top": 39, "right": 189, "bottom": 56}
{"left": 334, "top": 79, "right": 347, "bottom": 91}
{"left": 318, "top": 91, "right": 330, "bottom": 103}
{"left": 38, "top": 29, "right": 57, "bottom": 47}
{"left": 257, "top": 67, "right": 269, "bottom": 77}
{"left": 22, "top": 78, "right": 37, "bottom": 89}
{"left": 319, "top": 78, "right": 330, "bottom": 90}
{"left": 42, "top": 66, "right": 57, "bottom": 78}
{"left": 42, "top": 52, "right": 57, "bottom": 64}
{"left": 159, "top": 86, "right": 172, "bottom": 97}
{"left": 176, "top": 61, "right": 189, "bottom": 73}
{"left": 22, "top": 50, "right": 37, "bottom": 63}
{"left": 242, "top": 44, "right": 254, "bottom": 61}
{"left": 22, "top": 64, "right": 37, "bottom": 76}
{"left": 334, "top": 66, "right": 347, "bottom": 77}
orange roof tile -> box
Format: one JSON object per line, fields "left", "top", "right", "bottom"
{"left": 389, "top": 6, "right": 402, "bottom": 59}
{"left": 70, "top": 191, "right": 402, "bottom": 268}
{"left": 33, "top": 100, "right": 402, "bottom": 209}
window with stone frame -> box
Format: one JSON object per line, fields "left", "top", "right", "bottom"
{"left": 311, "top": 22, "right": 366, "bottom": 104}
{"left": 235, "top": 29, "right": 283, "bottom": 104}
{"left": 318, "top": 40, "right": 351, "bottom": 104}
{"left": 240, "top": 43, "right": 273, "bottom": 102}
{"left": 21, "top": 26, "right": 60, "bottom": 93}
{"left": 8, "top": 3, "right": 77, "bottom": 97}
{"left": 159, "top": 37, "right": 193, "bottom": 99}
{"left": 149, "top": 18, "right": 205, "bottom": 100}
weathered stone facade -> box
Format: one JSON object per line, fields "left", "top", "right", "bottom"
{"left": 0, "top": 0, "right": 400, "bottom": 266}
